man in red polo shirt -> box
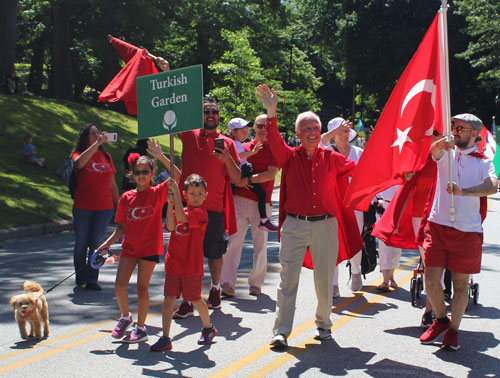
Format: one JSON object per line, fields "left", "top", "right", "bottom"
{"left": 220, "top": 114, "right": 280, "bottom": 297}
{"left": 256, "top": 84, "right": 356, "bottom": 348}
{"left": 173, "top": 97, "right": 241, "bottom": 318}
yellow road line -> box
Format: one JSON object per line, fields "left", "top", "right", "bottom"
{"left": 0, "top": 331, "right": 108, "bottom": 374}
{"left": 208, "top": 256, "right": 419, "bottom": 378}
{"left": 0, "top": 318, "right": 115, "bottom": 362}
{"left": 1, "top": 255, "right": 418, "bottom": 376}
{"left": 0, "top": 307, "right": 165, "bottom": 373}
{"left": 246, "top": 266, "right": 417, "bottom": 378}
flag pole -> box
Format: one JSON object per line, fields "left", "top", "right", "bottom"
{"left": 439, "top": 0, "right": 455, "bottom": 222}
{"left": 169, "top": 134, "right": 175, "bottom": 179}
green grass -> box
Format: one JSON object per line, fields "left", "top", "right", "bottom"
{"left": 0, "top": 93, "right": 182, "bottom": 229}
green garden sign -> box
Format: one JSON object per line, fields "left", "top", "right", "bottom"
{"left": 137, "top": 65, "right": 203, "bottom": 138}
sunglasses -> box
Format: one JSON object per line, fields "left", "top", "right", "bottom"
{"left": 204, "top": 109, "right": 220, "bottom": 115}
{"left": 255, "top": 123, "right": 266, "bottom": 129}
{"left": 132, "top": 169, "right": 152, "bottom": 176}
{"left": 451, "top": 124, "right": 474, "bottom": 134}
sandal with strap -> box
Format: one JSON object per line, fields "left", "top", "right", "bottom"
{"left": 377, "top": 282, "right": 391, "bottom": 292}
{"left": 389, "top": 279, "right": 398, "bottom": 289}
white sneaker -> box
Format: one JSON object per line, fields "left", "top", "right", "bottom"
{"left": 351, "top": 273, "right": 363, "bottom": 292}
{"left": 270, "top": 333, "right": 288, "bottom": 348}
{"left": 314, "top": 328, "right": 332, "bottom": 340}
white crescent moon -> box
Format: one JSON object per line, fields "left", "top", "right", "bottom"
{"left": 175, "top": 223, "right": 187, "bottom": 235}
{"left": 92, "top": 162, "right": 109, "bottom": 172}
{"left": 401, "top": 79, "right": 436, "bottom": 136}
{"left": 92, "top": 162, "right": 102, "bottom": 172}
{"left": 131, "top": 207, "right": 141, "bottom": 220}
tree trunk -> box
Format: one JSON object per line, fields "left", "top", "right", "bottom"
{"left": 51, "top": 2, "right": 73, "bottom": 99}
{"left": 0, "top": 0, "right": 18, "bottom": 77}
{"left": 28, "top": 36, "right": 46, "bottom": 95}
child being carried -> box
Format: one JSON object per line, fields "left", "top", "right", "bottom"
{"left": 228, "top": 118, "right": 278, "bottom": 232}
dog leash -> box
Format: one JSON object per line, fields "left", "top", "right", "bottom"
{"left": 44, "top": 249, "right": 116, "bottom": 294}
{"left": 45, "top": 271, "right": 78, "bottom": 294}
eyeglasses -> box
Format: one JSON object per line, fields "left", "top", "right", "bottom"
{"left": 451, "top": 125, "right": 474, "bottom": 134}
{"left": 89, "top": 132, "right": 99, "bottom": 136}
{"left": 132, "top": 169, "right": 152, "bottom": 176}
{"left": 255, "top": 123, "right": 266, "bottom": 129}
{"left": 204, "top": 109, "right": 220, "bottom": 115}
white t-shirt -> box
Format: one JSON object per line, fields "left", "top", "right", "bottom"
{"left": 428, "top": 146, "right": 496, "bottom": 232}
{"left": 234, "top": 140, "right": 247, "bottom": 165}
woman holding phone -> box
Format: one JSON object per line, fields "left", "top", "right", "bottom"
{"left": 71, "top": 124, "right": 120, "bottom": 290}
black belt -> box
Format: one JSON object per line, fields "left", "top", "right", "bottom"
{"left": 287, "top": 213, "right": 333, "bottom": 222}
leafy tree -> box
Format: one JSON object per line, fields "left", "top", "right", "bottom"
{"left": 209, "top": 28, "right": 265, "bottom": 129}
{"left": 454, "top": 0, "right": 500, "bottom": 90}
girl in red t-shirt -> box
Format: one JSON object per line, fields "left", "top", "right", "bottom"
{"left": 98, "top": 140, "right": 180, "bottom": 344}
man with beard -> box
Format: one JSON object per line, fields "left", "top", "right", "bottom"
{"left": 173, "top": 96, "right": 241, "bottom": 318}
{"left": 419, "top": 113, "right": 497, "bottom": 351}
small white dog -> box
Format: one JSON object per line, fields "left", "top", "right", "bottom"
{"left": 10, "top": 281, "right": 49, "bottom": 340}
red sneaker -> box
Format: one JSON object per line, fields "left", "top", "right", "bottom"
{"left": 198, "top": 326, "right": 218, "bottom": 345}
{"left": 258, "top": 220, "right": 279, "bottom": 232}
{"left": 207, "top": 287, "right": 221, "bottom": 309}
{"left": 442, "top": 328, "right": 459, "bottom": 351}
{"left": 420, "top": 318, "right": 450, "bottom": 344}
{"left": 173, "top": 301, "right": 194, "bottom": 319}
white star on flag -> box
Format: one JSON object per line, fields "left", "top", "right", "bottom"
{"left": 391, "top": 126, "right": 414, "bottom": 153}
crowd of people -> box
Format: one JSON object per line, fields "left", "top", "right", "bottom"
{"left": 66, "top": 83, "right": 497, "bottom": 352}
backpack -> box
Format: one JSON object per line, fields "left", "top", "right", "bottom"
{"left": 360, "top": 202, "right": 379, "bottom": 277}
{"left": 360, "top": 226, "right": 378, "bottom": 276}
{"left": 56, "top": 157, "right": 78, "bottom": 199}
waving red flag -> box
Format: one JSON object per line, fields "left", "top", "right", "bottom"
{"left": 478, "top": 125, "right": 496, "bottom": 160}
{"left": 345, "top": 14, "right": 444, "bottom": 211}
{"left": 99, "top": 37, "right": 158, "bottom": 115}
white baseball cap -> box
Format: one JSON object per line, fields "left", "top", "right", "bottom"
{"left": 327, "top": 117, "right": 357, "bottom": 142}
{"left": 228, "top": 118, "right": 253, "bottom": 131}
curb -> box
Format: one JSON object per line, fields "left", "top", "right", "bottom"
{"left": 0, "top": 219, "right": 74, "bottom": 242}
{"left": 0, "top": 185, "right": 282, "bottom": 243}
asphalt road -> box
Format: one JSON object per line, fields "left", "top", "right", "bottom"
{"left": 1, "top": 189, "right": 499, "bottom": 377}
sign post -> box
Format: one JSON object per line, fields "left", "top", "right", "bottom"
{"left": 137, "top": 65, "right": 203, "bottom": 174}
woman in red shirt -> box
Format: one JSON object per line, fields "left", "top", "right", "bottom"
{"left": 71, "top": 124, "right": 119, "bottom": 291}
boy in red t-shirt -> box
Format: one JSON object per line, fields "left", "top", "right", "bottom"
{"left": 150, "top": 174, "right": 216, "bottom": 351}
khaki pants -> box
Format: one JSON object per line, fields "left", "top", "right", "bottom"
{"left": 221, "top": 195, "right": 272, "bottom": 288}
{"left": 273, "top": 215, "right": 339, "bottom": 337}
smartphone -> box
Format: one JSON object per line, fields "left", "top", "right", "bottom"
{"left": 103, "top": 132, "right": 117, "bottom": 142}
{"left": 214, "top": 137, "right": 225, "bottom": 151}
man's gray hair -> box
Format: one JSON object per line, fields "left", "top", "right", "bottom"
{"left": 295, "top": 111, "right": 321, "bottom": 132}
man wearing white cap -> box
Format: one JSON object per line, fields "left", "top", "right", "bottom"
{"left": 320, "top": 117, "right": 365, "bottom": 295}
{"left": 222, "top": 115, "right": 280, "bottom": 297}
{"left": 419, "top": 113, "right": 497, "bottom": 350}
{"left": 227, "top": 117, "right": 278, "bottom": 232}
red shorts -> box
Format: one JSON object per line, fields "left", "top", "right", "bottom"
{"left": 163, "top": 274, "right": 202, "bottom": 302}
{"left": 422, "top": 221, "right": 483, "bottom": 274}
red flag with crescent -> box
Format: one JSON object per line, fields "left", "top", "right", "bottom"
{"left": 344, "top": 14, "right": 444, "bottom": 211}
{"left": 99, "top": 37, "right": 158, "bottom": 115}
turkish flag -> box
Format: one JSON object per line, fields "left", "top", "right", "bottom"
{"left": 344, "top": 14, "right": 444, "bottom": 211}
{"left": 371, "top": 157, "right": 437, "bottom": 249}
{"left": 99, "top": 37, "right": 158, "bottom": 115}
{"left": 478, "top": 125, "right": 496, "bottom": 160}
